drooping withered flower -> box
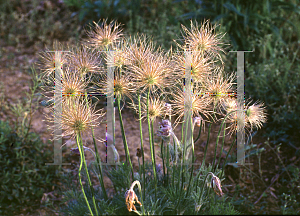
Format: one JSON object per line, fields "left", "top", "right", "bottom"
{"left": 211, "top": 172, "right": 224, "bottom": 197}
{"left": 125, "top": 180, "right": 143, "bottom": 212}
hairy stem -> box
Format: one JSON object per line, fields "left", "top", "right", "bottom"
{"left": 117, "top": 95, "right": 134, "bottom": 181}
{"left": 84, "top": 93, "right": 108, "bottom": 201}
{"left": 146, "top": 89, "right": 157, "bottom": 200}
{"left": 138, "top": 93, "right": 146, "bottom": 199}
{"left": 76, "top": 132, "right": 95, "bottom": 216}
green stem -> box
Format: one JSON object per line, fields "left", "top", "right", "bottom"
{"left": 76, "top": 133, "right": 95, "bottom": 216}
{"left": 221, "top": 136, "right": 236, "bottom": 178}
{"left": 216, "top": 123, "right": 226, "bottom": 173}
{"left": 138, "top": 93, "right": 146, "bottom": 199}
{"left": 197, "top": 172, "right": 214, "bottom": 207}
{"left": 151, "top": 120, "right": 157, "bottom": 170}
{"left": 212, "top": 110, "right": 243, "bottom": 172}
{"left": 166, "top": 140, "right": 170, "bottom": 186}
{"left": 201, "top": 123, "right": 212, "bottom": 170}
{"left": 181, "top": 123, "right": 184, "bottom": 144}
{"left": 185, "top": 117, "right": 195, "bottom": 199}
{"left": 194, "top": 121, "right": 202, "bottom": 194}
{"left": 177, "top": 113, "right": 190, "bottom": 212}
{"left": 84, "top": 93, "right": 108, "bottom": 201}
{"left": 78, "top": 132, "right": 98, "bottom": 216}
{"left": 193, "top": 120, "right": 202, "bottom": 144}
{"left": 117, "top": 95, "right": 134, "bottom": 181}
{"left": 161, "top": 139, "right": 165, "bottom": 183}
{"left": 146, "top": 89, "right": 157, "bottom": 200}
{"left": 172, "top": 160, "right": 176, "bottom": 188}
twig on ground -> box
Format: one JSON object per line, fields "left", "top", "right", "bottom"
{"left": 254, "top": 172, "right": 281, "bottom": 205}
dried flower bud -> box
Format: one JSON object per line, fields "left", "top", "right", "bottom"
{"left": 211, "top": 174, "right": 224, "bottom": 197}
{"left": 136, "top": 148, "right": 142, "bottom": 158}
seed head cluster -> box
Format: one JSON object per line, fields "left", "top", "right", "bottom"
{"left": 39, "top": 19, "right": 268, "bottom": 212}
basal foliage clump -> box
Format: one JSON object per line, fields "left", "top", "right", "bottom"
{"left": 0, "top": 120, "right": 62, "bottom": 215}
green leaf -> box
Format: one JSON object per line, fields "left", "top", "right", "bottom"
{"left": 213, "top": 14, "right": 229, "bottom": 22}
{"left": 223, "top": 3, "right": 245, "bottom": 17}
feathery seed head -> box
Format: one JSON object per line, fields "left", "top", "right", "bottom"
{"left": 95, "top": 71, "right": 134, "bottom": 101}
{"left": 205, "top": 67, "right": 236, "bottom": 111}
{"left": 38, "top": 41, "right": 69, "bottom": 78}
{"left": 131, "top": 96, "right": 165, "bottom": 122}
{"left": 62, "top": 98, "right": 102, "bottom": 138}
{"left": 68, "top": 45, "right": 103, "bottom": 77}
{"left": 170, "top": 84, "right": 213, "bottom": 127}
{"left": 222, "top": 100, "right": 251, "bottom": 137}
{"left": 61, "top": 68, "right": 89, "bottom": 100}
{"left": 245, "top": 100, "right": 267, "bottom": 130}
{"left": 221, "top": 97, "right": 237, "bottom": 114}
{"left": 177, "top": 20, "right": 227, "bottom": 60}
{"left": 45, "top": 96, "right": 104, "bottom": 141}
{"left": 128, "top": 53, "right": 172, "bottom": 94}
{"left": 84, "top": 19, "right": 123, "bottom": 50}
{"left": 125, "top": 34, "right": 155, "bottom": 69}
{"left": 41, "top": 67, "right": 89, "bottom": 106}
{"left": 173, "top": 51, "right": 214, "bottom": 86}
{"left": 105, "top": 40, "right": 129, "bottom": 69}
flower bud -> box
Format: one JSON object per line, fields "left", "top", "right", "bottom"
{"left": 136, "top": 148, "right": 142, "bottom": 158}
{"left": 211, "top": 174, "right": 224, "bottom": 197}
